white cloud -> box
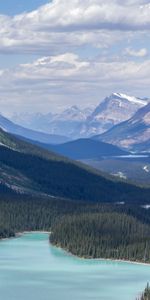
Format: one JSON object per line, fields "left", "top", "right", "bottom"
{"left": 125, "top": 47, "right": 148, "bottom": 57}
{"left": 17, "top": 0, "right": 150, "bottom": 31}
{"left": 0, "top": 1, "right": 149, "bottom": 114}
{"left": 0, "top": 0, "right": 150, "bottom": 54}
{"left": 0, "top": 53, "right": 150, "bottom": 114}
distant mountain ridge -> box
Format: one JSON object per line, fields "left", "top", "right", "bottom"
{"left": 94, "top": 102, "right": 150, "bottom": 152}
{"left": 11, "top": 106, "right": 94, "bottom": 138}
{"left": 10, "top": 93, "right": 149, "bottom": 138}
{"left": 25, "top": 138, "right": 128, "bottom": 160}
{"left": 0, "top": 113, "right": 69, "bottom": 144}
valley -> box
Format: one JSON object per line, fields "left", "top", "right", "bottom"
{"left": 0, "top": 92, "right": 150, "bottom": 300}
{"left": 1, "top": 1, "right": 150, "bottom": 299}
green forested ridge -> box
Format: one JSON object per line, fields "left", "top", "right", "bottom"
{"left": 0, "top": 128, "right": 66, "bottom": 162}
{"left": 1, "top": 146, "right": 150, "bottom": 204}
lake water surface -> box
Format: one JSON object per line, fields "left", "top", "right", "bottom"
{"left": 0, "top": 233, "right": 150, "bottom": 300}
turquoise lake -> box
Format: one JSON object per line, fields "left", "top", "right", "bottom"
{"left": 0, "top": 232, "right": 149, "bottom": 300}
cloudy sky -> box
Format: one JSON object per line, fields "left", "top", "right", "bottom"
{"left": 0, "top": 0, "right": 150, "bottom": 115}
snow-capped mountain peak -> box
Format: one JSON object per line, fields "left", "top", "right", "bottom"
{"left": 96, "top": 102, "right": 150, "bottom": 152}
{"left": 113, "top": 93, "right": 148, "bottom": 106}
{"left": 79, "top": 93, "right": 149, "bottom": 137}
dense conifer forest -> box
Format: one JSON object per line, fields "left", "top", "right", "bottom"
{"left": 1, "top": 186, "right": 150, "bottom": 263}
{"left": 50, "top": 212, "right": 150, "bottom": 262}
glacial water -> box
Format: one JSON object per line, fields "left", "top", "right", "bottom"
{"left": 0, "top": 233, "right": 149, "bottom": 300}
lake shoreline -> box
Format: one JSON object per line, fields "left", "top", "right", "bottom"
{"left": 1, "top": 231, "right": 150, "bottom": 267}
{"left": 51, "top": 242, "right": 150, "bottom": 267}
{"left": 0, "top": 230, "right": 50, "bottom": 242}
{"left": 0, "top": 232, "right": 148, "bottom": 300}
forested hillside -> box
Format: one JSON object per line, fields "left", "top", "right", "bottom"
{"left": 1, "top": 128, "right": 150, "bottom": 204}
{"left": 1, "top": 186, "right": 150, "bottom": 263}
{"left": 0, "top": 185, "right": 80, "bottom": 238}
{"left": 50, "top": 212, "right": 150, "bottom": 262}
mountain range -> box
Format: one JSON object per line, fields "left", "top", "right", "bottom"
{"left": 10, "top": 93, "right": 149, "bottom": 138}
{"left": 11, "top": 106, "right": 93, "bottom": 138}
{"left": 95, "top": 102, "right": 150, "bottom": 152}
{"left": 0, "top": 92, "right": 150, "bottom": 156}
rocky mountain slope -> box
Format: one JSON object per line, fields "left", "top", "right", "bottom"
{"left": 94, "top": 103, "right": 150, "bottom": 152}
{"left": 80, "top": 93, "right": 148, "bottom": 137}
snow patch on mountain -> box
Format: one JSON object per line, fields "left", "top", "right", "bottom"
{"left": 113, "top": 93, "right": 148, "bottom": 106}
{"left": 143, "top": 165, "right": 149, "bottom": 173}
{"left": 96, "top": 102, "right": 150, "bottom": 152}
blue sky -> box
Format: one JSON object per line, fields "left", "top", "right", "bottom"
{"left": 0, "top": 0, "right": 149, "bottom": 115}
{"left": 0, "top": 0, "right": 51, "bottom": 68}
{"left": 0, "top": 0, "right": 49, "bottom": 15}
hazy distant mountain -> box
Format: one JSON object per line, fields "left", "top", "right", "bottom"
{"left": 22, "top": 138, "right": 128, "bottom": 160}
{"left": 79, "top": 93, "right": 149, "bottom": 137}
{"left": 56, "top": 106, "right": 92, "bottom": 121}
{"left": 0, "top": 114, "right": 69, "bottom": 144}
{"left": 44, "top": 106, "right": 94, "bottom": 137}
{"left": 11, "top": 112, "right": 54, "bottom": 131}
{"left": 94, "top": 103, "right": 150, "bottom": 152}
{"left": 11, "top": 106, "right": 94, "bottom": 138}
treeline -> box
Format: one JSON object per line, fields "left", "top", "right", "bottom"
{"left": 51, "top": 212, "right": 150, "bottom": 262}
{"left": 0, "top": 192, "right": 80, "bottom": 237}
